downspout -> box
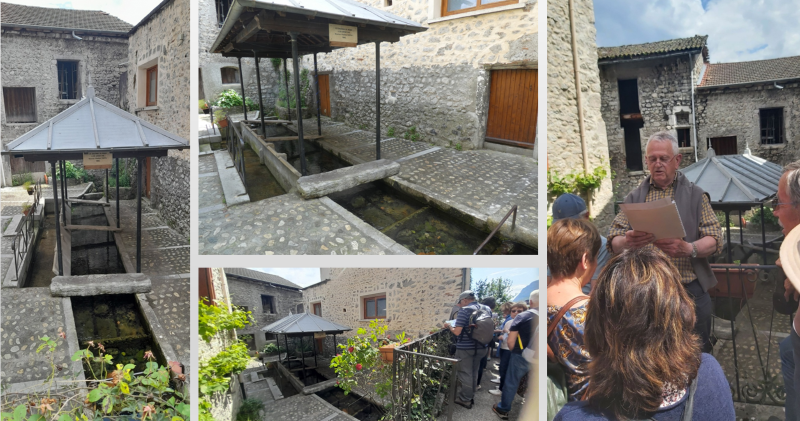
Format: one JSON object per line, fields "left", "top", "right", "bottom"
{"left": 690, "top": 53, "right": 698, "bottom": 162}
{"left": 568, "top": 0, "right": 592, "bottom": 216}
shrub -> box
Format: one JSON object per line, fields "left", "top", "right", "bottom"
{"left": 403, "top": 126, "right": 420, "bottom": 142}
{"left": 214, "top": 89, "right": 259, "bottom": 111}
{"left": 236, "top": 399, "right": 264, "bottom": 421}
{"left": 11, "top": 172, "right": 33, "bottom": 187}
{"left": 387, "top": 126, "right": 395, "bottom": 137}
{"left": 747, "top": 207, "right": 780, "bottom": 226}
{"left": 56, "top": 161, "right": 89, "bottom": 183}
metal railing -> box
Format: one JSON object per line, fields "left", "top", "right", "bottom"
{"left": 391, "top": 329, "right": 459, "bottom": 421}
{"left": 226, "top": 116, "right": 247, "bottom": 191}
{"left": 473, "top": 204, "right": 517, "bottom": 255}
{"left": 11, "top": 181, "right": 41, "bottom": 280}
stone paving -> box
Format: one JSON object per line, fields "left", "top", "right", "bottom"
{"left": 442, "top": 354, "right": 526, "bottom": 421}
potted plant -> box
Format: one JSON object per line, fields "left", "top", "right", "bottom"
{"left": 709, "top": 262, "right": 759, "bottom": 300}
{"left": 23, "top": 181, "right": 33, "bottom": 195}
{"left": 214, "top": 109, "right": 228, "bottom": 128}
{"left": 379, "top": 332, "right": 409, "bottom": 363}
{"left": 199, "top": 99, "right": 209, "bottom": 114}
{"left": 21, "top": 202, "right": 32, "bottom": 216}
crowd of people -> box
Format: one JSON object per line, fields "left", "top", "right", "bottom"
{"left": 444, "top": 289, "right": 538, "bottom": 419}
{"left": 547, "top": 131, "right": 800, "bottom": 421}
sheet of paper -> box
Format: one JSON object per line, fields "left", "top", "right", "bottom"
{"left": 619, "top": 198, "right": 687, "bottom": 240}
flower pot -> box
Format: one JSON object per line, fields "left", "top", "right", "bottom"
{"left": 379, "top": 343, "right": 399, "bottom": 363}
{"left": 26, "top": 188, "right": 34, "bottom": 195}
{"left": 217, "top": 119, "right": 229, "bottom": 128}
{"left": 709, "top": 264, "right": 759, "bottom": 300}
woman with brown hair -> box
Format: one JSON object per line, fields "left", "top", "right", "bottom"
{"left": 555, "top": 249, "right": 734, "bottom": 421}
{"left": 547, "top": 218, "right": 601, "bottom": 401}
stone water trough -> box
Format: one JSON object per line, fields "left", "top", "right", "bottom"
{"left": 297, "top": 159, "right": 400, "bottom": 199}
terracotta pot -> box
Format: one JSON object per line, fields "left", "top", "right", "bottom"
{"left": 217, "top": 119, "right": 229, "bottom": 128}
{"left": 709, "top": 264, "right": 759, "bottom": 300}
{"left": 379, "top": 343, "right": 399, "bottom": 363}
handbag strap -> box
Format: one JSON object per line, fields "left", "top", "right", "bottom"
{"left": 680, "top": 376, "right": 698, "bottom": 421}
{"left": 546, "top": 295, "right": 589, "bottom": 362}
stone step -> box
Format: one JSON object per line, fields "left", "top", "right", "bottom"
{"left": 297, "top": 159, "right": 400, "bottom": 199}
{"left": 266, "top": 377, "right": 284, "bottom": 400}
{"left": 50, "top": 273, "right": 151, "bottom": 296}
{"left": 2, "top": 215, "right": 23, "bottom": 237}
{"left": 213, "top": 150, "right": 250, "bottom": 207}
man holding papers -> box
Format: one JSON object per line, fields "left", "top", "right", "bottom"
{"left": 608, "top": 131, "right": 722, "bottom": 353}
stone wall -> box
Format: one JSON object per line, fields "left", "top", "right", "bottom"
{"left": 226, "top": 275, "right": 303, "bottom": 351}
{"left": 696, "top": 82, "right": 800, "bottom": 165}
{"left": 599, "top": 53, "right": 703, "bottom": 204}
{"left": 125, "top": 0, "right": 191, "bottom": 238}
{"left": 0, "top": 29, "right": 128, "bottom": 185}
{"left": 302, "top": 268, "right": 468, "bottom": 340}
{"left": 199, "top": 268, "right": 243, "bottom": 421}
{"left": 546, "top": 0, "right": 613, "bottom": 228}
{"left": 299, "top": 0, "right": 537, "bottom": 150}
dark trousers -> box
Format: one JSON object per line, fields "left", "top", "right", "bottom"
{"left": 498, "top": 348, "right": 511, "bottom": 390}
{"left": 477, "top": 349, "right": 488, "bottom": 385}
{"left": 685, "top": 279, "right": 713, "bottom": 353}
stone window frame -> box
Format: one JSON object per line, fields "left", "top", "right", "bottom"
{"left": 669, "top": 105, "right": 694, "bottom": 153}
{"left": 53, "top": 54, "right": 85, "bottom": 105}
{"left": 428, "top": 0, "right": 526, "bottom": 23}
{"left": 135, "top": 57, "right": 160, "bottom": 111}
{"left": 261, "top": 294, "right": 276, "bottom": 314}
{"left": 361, "top": 293, "right": 387, "bottom": 320}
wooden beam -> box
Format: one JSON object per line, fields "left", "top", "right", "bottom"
{"left": 65, "top": 224, "right": 120, "bottom": 231}
{"left": 66, "top": 199, "right": 112, "bottom": 206}
{"left": 262, "top": 135, "right": 323, "bottom": 142}
{"left": 235, "top": 10, "right": 271, "bottom": 44}
{"left": 241, "top": 119, "right": 292, "bottom": 124}
{"left": 257, "top": 16, "right": 403, "bottom": 43}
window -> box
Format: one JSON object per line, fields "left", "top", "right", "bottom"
{"left": 146, "top": 65, "right": 158, "bottom": 106}
{"left": 3, "top": 87, "right": 36, "bottom": 123}
{"left": 760, "top": 108, "right": 784, "bottom": 144}
{"left": 384, "top": 0, "right": 393, "bottom": 5}
{"left": 312, "top": 303, "right": 321, "bottom": 317}
{"left": 261, "top": 295, "right": 275, "bottom": 313}
{"left": 442, "top": 0, "right": 518, "bottom": 16}
{"left": 265, "top": 332, "right": 276, "bottom": 341}
{"left": 215, "top": 0, "right": 234, "bottom": 27}
{"left": 221, "top": 67, "right": 239, "bottom": 84}
{"left": 57, "top": 61, "right": 79, "bottom": 100}
{"left": 238, "top": 334, "right": 255, "bottom": 350}
{"left": 363, "top": 295, "right": 386, "bottom": 319}
{"left": 296, "top": 304, "right": 304, "bottom": 314}
{"left": 677, "top": 128, "right": 691, "bottom": 148}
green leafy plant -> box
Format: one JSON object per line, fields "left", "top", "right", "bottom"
{"left": 199, "top": 99, "right": 208, "bottom": 111}
{"left": 213, "top": 89, "right": 258, "bottom": 111}
{"left": 747, "top": 207, "right": 780, "bottom": 226}
{"left": 262, "top": 343, "right": 285, "bottom": 354}
{"left": 471, "top": 277, "right": 514, "bottom": 307}
{"left": 573, "top": 166, "right": 608, "bottom": 194}
{"left": 236, "top": 398, "right": 264, "bottom": 421}
{"left": 330, "top": 320, "right": 396, "bottom": 401}
{"left": 454, "top": 142, "right": 463, "bottom": 151}
{"left": 277, "top": 68, "right": 310, "bottom": 109}
{"left": 270, "top": 58, "right": 282, "bottom": 72}
{"left": 213, "top": 109, "right": 228, "bottom": 127}
{"left": 387, "top": 126, "right": 395, "bottom": 137}
{"left": 55, "top": 161, "right": 89, "bottom": 183}
{"left": 198, "top": 298, "right": 251, "bottom": 342}
{"left": 547, "top": 165, "right": 610, "bottom": 198}
{"left": 358, "top": 124, "right": 368, "bottom": 130}
{"left": 21, "top": 202, "right": 31, "bottom": 215}
{"left": 403, "top": 126, "right": 420, "bottom": 142}
{"left": 11, "top": 172, "right": 33, "bottom": 187}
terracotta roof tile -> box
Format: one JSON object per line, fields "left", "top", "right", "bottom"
{"left": 598, "top": 35, "right": 708, "bottom": 61}
{"left": 1, "top": 3, "right": 131, "bottom": 33}
{"left": 699, "top": 56, "right": 800, "bottom": 87}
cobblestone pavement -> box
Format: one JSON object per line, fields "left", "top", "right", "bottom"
{"left": 142, "top": 277, "right": 190, "bottom": 365}
{"left": 198, "top": 154, "right": 225, "bottom": 214}
{"left": 441, "top": 354, "right": 526, "bottom": 420}
{"left": 0, "top": 288, "right": 74, "bottom": 384}
{"left": 260, "top": 394, "right": 355, "bottom": 421}
{"left": 199, "top": 193, "right": 408, "bottom": 255}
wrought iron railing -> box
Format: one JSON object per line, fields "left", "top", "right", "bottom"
{"left": 226, "top": 116, "right": 247, "bottom": 191}
{"left": 473, "top": 204, "right": 517, "bottom": 255}
{"left": 11, "top": 181, "right": 41, "bottom": 280}
{"left": 391, "top": 329, "right": 459, "bottom": 421}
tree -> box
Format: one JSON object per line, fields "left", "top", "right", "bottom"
{"left": 471, "top": 277, "right": 514, "bottom": 309}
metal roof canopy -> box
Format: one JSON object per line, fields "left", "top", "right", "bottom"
{"left": 263, "top": 312, "right": 351, "bottom": 337}
{"left": 680, "top": 147, "right": 782, "bottom": 209}
{"left": 2, "top": 87, "right": 188, "bottom": 162}
{"left": 210, "top": 0, "right": 426, "bottom": 58}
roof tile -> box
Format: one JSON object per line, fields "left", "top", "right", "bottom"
{"left": 1, "top": 3, "right": 131, "bottom": 33}
{"left": 699, "top": 56, "right": 800, "bottom": 87}
{"left": 598, "top": 35, "right": 708, "bottom": 61}
{"left": 224, "top": 268, "right": 303, "bottom": 290}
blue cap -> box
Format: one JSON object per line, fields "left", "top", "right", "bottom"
{"left": 552, "top": 193, "right": 587, "bottom": 221}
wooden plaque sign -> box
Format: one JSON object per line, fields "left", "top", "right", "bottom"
{"left": 83, "top": 152, "right": 113, "bottom": 169}
{"left": 329, "top": 24, "right": 357, "bottom": 47}
{"left": 314, "top": 332, "right": 327, "bottom": 339}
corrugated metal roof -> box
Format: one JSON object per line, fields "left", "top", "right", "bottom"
{"left": 224, "top": 268, "right": 302, "bottom": 289}
{"left": 680, "top": 149, "right": 783, "bottom": 202}
{"left": 2, "top": 87, "right": 188, "bottom": 157}
{"left": 263, "top": 313, "right": 352, "bottom": 334}
{"left": 1, "top": 3, "right": 132, "bottom": 33}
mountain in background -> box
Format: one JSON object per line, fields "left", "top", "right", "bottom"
{"left": 513, "top": 280, "right": 539, "bottom": 302}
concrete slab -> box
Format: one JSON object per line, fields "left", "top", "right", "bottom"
{"left": 199, "top": 143, "right": 212, "bottom": 153}
{"left": 262, "top": 392, "right": 358, "bottom": 421}
{"left": 297, "top": 159, "right": 400, "bottom": 199}
{"left": 2, "top": 214, "right": 23, "bottom": 236}
{"left": 50, "top": 273, "right": 152, "bottom": 296}
{"left": 214, "top": 150, "right": 251, "bottom": 207}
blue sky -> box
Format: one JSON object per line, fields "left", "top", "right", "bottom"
{"left": 14, "top": 0, "right": 164, "bottom": 26}
{"left": 253, "top": 268, "right": 539, "bottom": 297}
{"left": 594, "top": 0, "right": 800, "bottom": 63}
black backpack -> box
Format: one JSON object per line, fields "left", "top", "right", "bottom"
{"left": 461, "top": 304, "right": 495, "bottom": 346}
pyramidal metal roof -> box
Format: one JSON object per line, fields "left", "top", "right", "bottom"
{"left": 262, "top": 312, "right": 352, "bottom": 335}
{"left": 680, "top": 148, "right": 783, "bottom": 203}
{"left": 2, "top": 86, "right": 188, "bottom": 159}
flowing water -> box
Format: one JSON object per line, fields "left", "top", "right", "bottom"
{"left": 242, "top": 144, "right": 287, "bottom": 201}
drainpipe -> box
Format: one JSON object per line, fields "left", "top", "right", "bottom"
{"left": 690, "top": 53, "right": 698, "bottom": 162}
{"left": 568, "top": 0, "right": 592, "bottom": 215}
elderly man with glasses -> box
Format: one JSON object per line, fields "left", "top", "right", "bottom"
{"left": 607, "top": 131, "right": 722, "bottom": 353}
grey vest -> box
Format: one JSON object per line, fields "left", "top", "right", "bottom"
{"left": 625, "top": 172, "right": 717, "bottom": 292}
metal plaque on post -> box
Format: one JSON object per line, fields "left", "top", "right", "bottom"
{"left": 329, "top": 24, "right": 357, "bottom": 47}
{"left": 83, "top": 152, "right": 113, "bottom": 169}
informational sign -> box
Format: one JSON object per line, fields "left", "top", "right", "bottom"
{"left": 83, "top": 152, "right": 113, "bottom": 169}
{"left": 314, "top": 332, "right": 327, "bottom": 339}
{"left": 329, "top": 24, "right": 357, "bottom": 47}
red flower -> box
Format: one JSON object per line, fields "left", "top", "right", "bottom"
{"left": 348, "top": 346, "right": 354, "bottom": 353}
{"left": 58, "top": 331, "right": 66, "bottom": 339}
{"left": 336, "top": 354, "right": 341, "bottom": 357}
{"left": 355, "top": 363, "right": 362, "bottom": 371}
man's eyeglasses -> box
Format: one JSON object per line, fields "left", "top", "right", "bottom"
{"left": 645, "top": 155, "right": 677, "bottom": 165}
{"left": 770, "top": 198, "right": 800, "bottom": 209}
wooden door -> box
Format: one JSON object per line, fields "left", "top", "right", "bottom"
{"left": 710, "top": 136, "right": 737, "bottom": 155}
{"left": 318, "top": 74, "right": 331, "bottom": 117}
{"left": 9, "top": 157, "right": 45, "bottom": 175}
{"left": 199, "top": 268, "right": 216, "bottom": 304}
{"left": 485, "top": 69, "right": 537, "bottom": 149}
{"left": 312, "top": 303, "right": 323, "bottom": 352}
{"left": 145, "top": 157, "right": 151, "bottom": 198}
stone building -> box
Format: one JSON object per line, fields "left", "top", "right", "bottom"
{"left": 124, "top": 0, "right": 191, "bottom": 236}
{"left": 546, "top": 0, "right": 614, "bottom": 227}
{"left": 0, "top": 3, "right": 130, "bottom": 186}
{"left": 303, "top": 268, "right": 469, "bottom": 342}
{"left": 199, "top": 268, "right": 244, "bottom": 421}
{"left": 299, "top": 0, "right": 538, "bottom": 153}
{"left": 224, "top": 268, "right": 303, "bottom": 352}
{"left": 198, "top": 0, "right": 279, "bottom": 108}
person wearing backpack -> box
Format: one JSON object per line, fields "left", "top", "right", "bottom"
{"left": 492, "top": 297, "right": 537, "bottom": 419}
{"left": 444, "top": 290, "right": 493, "bottom": 409}
{"left": 555, "top": 249, "right": 735, "bottom": 421}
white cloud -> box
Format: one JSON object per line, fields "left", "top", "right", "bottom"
{"left": 595, "top": 0, "right": 800, "bottom": 62}
{"left": 12, "top": 0, "right": 166, "bottom": 26}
